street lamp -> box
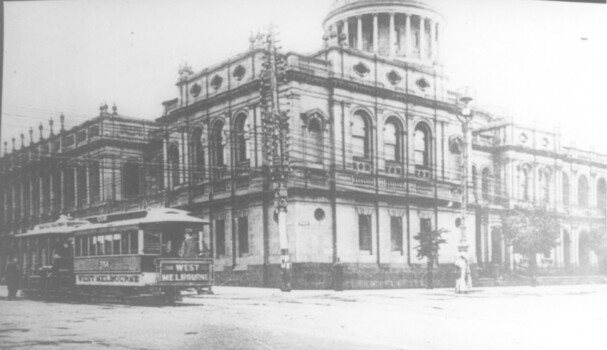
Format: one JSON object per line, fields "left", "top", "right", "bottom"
{"left": 455, "top": 87, "right": 475, "bottom": 254}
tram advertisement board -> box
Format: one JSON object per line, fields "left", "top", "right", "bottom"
{"left": 158, "top": 259, "right": 212, "bottom": 285}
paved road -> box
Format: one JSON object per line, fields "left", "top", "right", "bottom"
{"left": 1, "top": 285, "right": 607, "bottom": 350}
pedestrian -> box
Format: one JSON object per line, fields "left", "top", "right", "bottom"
{"left": 454, "top": 253, "right": 470, "bottom": 294}
{"left": 332, "top": 257, "right": 344, "bottom": 291}
{"left": 179, "top": 232, "right": 200, "bottom": 258}
{"left": 5, "top": 257, "right": 21, "bottom": 300}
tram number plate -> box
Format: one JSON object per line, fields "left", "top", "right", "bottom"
{"left": 159, "top": 262, "right": 210, "bottom": 283}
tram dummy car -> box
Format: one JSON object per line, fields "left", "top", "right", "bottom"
{"left": 16, "top": 208, "right": 213, "bottom": 302}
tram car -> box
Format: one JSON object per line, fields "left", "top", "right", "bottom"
{"left": 16, "top": 215, "right": 89, "bottom": 296}
{"left": 16, "top": 208, "right": 213, "bottom": 303}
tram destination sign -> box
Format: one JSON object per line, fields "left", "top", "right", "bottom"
{"left": 158, "top": 260, "right": 212, "bottom": 285}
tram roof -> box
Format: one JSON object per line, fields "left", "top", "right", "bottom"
{"left": 73, "top": 208, "right": 209, "bottom": 235}
{"left": 16, "top": 215, "right": 90, "bottom": 238}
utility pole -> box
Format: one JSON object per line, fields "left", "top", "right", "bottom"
{"left": 260, "top": 26, "right": 292, "bottom": 292}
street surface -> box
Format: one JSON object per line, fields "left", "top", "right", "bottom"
{"left": 1, "top": 284, "right": 607, "bottom": 350}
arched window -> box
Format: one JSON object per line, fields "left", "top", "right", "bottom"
{"left": 482, "top": 168, "right": 491, "bottom": 201}
{"left": 306, "top": 117, "right": 323, "bottom": 164}
{"left": 562, "top": 173, "right": 570, "bottom": 206}
{"left": 519, "top": 165, "right": 530, "bottom": 201}
{"left": 191, "top": 127, "right": 205, "bottom": 182}
{"left": 598, "top": 178, "right": 607, "bottom": 209}
{"left": 123, "top": 162, "right": 140, "bottom": 198}
{"left": 168, "top": 143, "right": 180, "bottom": 187}
{"left": 352, "top": 111, "right": 372, "bottom": 159}
{"left": 578, "top": 175, "right": 589, "bottom": 207}
{"left": 234, "top": 114, "right": 249, "bottom": 164}
{"left": 414, "top": 123, "right": 431, "bottom": 167}
{"left": 211, "top": 120, "right": 225, "bottom": 167}
{"left": 384, "top": 118, "right": 401, "bottom": 162}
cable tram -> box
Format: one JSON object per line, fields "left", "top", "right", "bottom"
{"left": 16, "top": 208, "right": 213, "bottom": 303}
{"left": 16, "top": 215, "right": 88, "bottom": 296}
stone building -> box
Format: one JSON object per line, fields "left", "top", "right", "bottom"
{"left": 1, "top": 0, "right": 605, "bottom": 287}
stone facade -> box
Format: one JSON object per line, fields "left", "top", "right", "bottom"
{"left": 1, "top": 0, "right": 605, "bottom": 287}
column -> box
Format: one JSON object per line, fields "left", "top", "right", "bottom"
{"left": 430, "top": 20, "right": 436, "bottom": 62}
{"left": 49, "top": 172, "right": 53, "bottom": 213}
{"left": 182, "top": 130, "right": 190, "bottom": 185}
{"left": 100, "top": 159, "right": 106, "bottom": 202}
{"left": 435, "top": 22, "right": 441, "bottom": 63}
{"left": 389, "top": 13, "right": 396, "bottom": 57}
{"left": 86, "top": 166, "right": 90, "bottom": 205}
{"left": 73, "top": 167, "right": 78, "bottom": 208}
{"left": 373, "top": 14, "right": 379, "bottom": 53}
{"left": 343, "top": 19, "right": 349, "bottom": 47}
{"left": 29, "top": 177, "right": 34, "bottom": 216}
{"left": 39, "top": 176, "right": 44, "bottom": 214}
{"left": 357, "top": 16, "right": 363, "bottom": 50}
{"left": 163, "top": 138, "right": 170, "bottom": 189}
{"left": 405, "top": 14, "right": 411, "bottom": 58}
{"left": 60, "top": 169, "right": 64, "bottom": 211}
{"left": 419, "top": 17, "right": 426, "bottom": 59}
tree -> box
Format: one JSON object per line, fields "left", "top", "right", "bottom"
{"left": 413, "top": 227, "right": 448, "bottom": 289}
{"left": 502, "top": 207, "right": 560, "bottom": 279}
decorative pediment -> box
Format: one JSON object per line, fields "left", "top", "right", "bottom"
{"left": 356, "top": 207, "right": 374, "bottom": 215}
{"left": 300, "top": 109, "right": 329, "bottom": 129}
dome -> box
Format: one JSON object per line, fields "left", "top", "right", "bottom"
{"left": 324, "top": 0, "right": 445, "bottom": 66}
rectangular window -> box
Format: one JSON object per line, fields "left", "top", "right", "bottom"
{"left": 88, "top": 236, "right": 95, "bottom": 256}
{"left": 75, "top": 237, "right": 82, "bottom": 257}
{"left": 76, "top": 130, "right": 87, "bottom": 143}
{"left": 420, "top": 218, "right": 432, "bottom": 239}
{"left": 82, "top": 236, "right": 89, "bottom": 256}
{"left": 216, "top": 220, "right": 226, "bottom": 257}
{"left": 64, "top": 134, "right": 75, "bottom": 148}
{"left": 391, "top": 217, "right": 403, "bottom": 252}
{"left": 143, "top": 231, "right": 161, "bottom": 254}
{"left": 113, "top": 234, "right": 121, "bottom": 255}
{"left": 130, "top": 231, "right": 139, "bottom": 254}
{"left": 105, "top": 235, "right": 112, "bottom": 255}
{"left": 121, "top": 233, "right": 130, "bottom": 254}
{"left": 359, "top": 214, "right": 372, "bottom": 251}
{"left": 96, "top": 236, "right": 104, "bottom": 255}
{"left": 89, "top": 125, "right": 100, "bottom": 138}
{"left": 238, "top": 217, "right": 249, "bottom": 255}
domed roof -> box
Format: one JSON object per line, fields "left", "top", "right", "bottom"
{"left": 325, "top": 0, "right": 441, "bottom": 24}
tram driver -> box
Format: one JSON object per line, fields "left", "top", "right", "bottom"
{"left": 179, "top": 232, "right": 200, "bottom": 258}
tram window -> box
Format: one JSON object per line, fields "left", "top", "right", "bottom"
{"left": 89, "top": 236, "right": 95, "bottom": 256}
{"left": 104, "top": 235, "right": 112, "bottom": 255}
{"left": 75, "top": 237, "right": 82, "bottom": 257}
{"left": 82, "top": 236, "right": 89, "bottom": 256}
{"left": 130, "top": 231, "right": 139, "bottom": 254}
{"left": 121, "top": 233, "right": 130, "bottom": 254}
{"left": 41, "top": 247, "right": 47, "bottom": 266}
{"left": 113, "top": 234, "right": 121, "bottom": 255}
{"left": 144, "top": 231, "right": 162, "bottom": 255}
{"left": 97, "top": 236, "right": 105, "bottom": 255}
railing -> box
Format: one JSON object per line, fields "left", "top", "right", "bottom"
{"left": 287, "top": 54, "right": 330, "bottom": 77}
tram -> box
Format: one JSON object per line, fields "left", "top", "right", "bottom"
{"left": 15, "top": 208, "right": 213, "bottom": 303}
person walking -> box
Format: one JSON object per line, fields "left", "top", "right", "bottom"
{"left": 5, "top": 257, "right": 21, "bottom": 300}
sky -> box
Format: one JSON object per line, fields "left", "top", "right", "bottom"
{"left": 2, "top": 0, "right": 606, "bottom": 153}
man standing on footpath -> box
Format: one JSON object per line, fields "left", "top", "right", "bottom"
{"left": 5, "top": 257, "right": 21, "bottom": 300}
